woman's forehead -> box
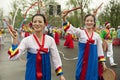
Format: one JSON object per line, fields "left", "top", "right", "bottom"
{"left": 86, "top": 16, "right": 94, "bottom": 19}
{"left": 33, "top": 16, "right": 43, "bottom": 20}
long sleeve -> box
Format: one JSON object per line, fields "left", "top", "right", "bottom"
{"left": 8, "top": 38, "right": 28, "bottom": 60}
{"left": 49, "top": 37, "right": 63, "bottom": 76}
{"left": 62, "top": 21, "right": 81, "bottom": 38}
{"left": 97, "top": 34, "right": 106, "bottom": 62}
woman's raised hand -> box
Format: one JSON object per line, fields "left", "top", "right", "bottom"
{"left": 3, "top": 19, "right": 18, "bottom": 39}
{"left": 62, "top": 7, "right": 81, "bottom": 22}
{"left": 8, "top": 26, "right": 18, "bottom": 39}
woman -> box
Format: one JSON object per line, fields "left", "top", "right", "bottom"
{"left": 62, "top": 11, "right": 107, "bottom": 80}
{"left": 64, "top": 32, "right": 74, "bottom": 48}
{"left": 7, "top": 14, "right": 65, "bottom": 80}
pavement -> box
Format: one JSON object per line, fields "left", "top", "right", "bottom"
{"left": 0, "top": 34, "right": 120, "bottom": 80}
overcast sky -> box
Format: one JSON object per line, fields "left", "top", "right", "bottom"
{"left": 0, "top": 0, "right": 110, "bottom": 16}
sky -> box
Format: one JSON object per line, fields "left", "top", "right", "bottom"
{"left": 0, "top": 0, "right": 110, "bottom": 16}
{"left": 0, "top": 0, "right": 13, "bottom": 16}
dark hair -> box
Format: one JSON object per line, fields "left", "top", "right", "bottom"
{"left": 84, "top": 14, "right": 96, "bottom": 27}
{"left": 32, "top": 14, "right": 46, "bottom": 23}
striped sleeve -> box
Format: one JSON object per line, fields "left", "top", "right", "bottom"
{"left": 98, "top": 56, "right": 106, "bottom": 62}
{"left": 8, "top": 44, "right": 19, "bottom": 59}
{"left": 55, "top": 66, "right": 63, "bottom": 76}
{"left": 96, "top": 33, "right": 106, "bottom": 62}
{"left": 62, "top": 22, "right": 70, "bottom": 32}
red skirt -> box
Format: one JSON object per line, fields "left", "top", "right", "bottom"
{"left": 113, "top": 38, "right": 120, "bottom": 46}
{"left": 64, "top": 33, "right": 74, "bottom": 48}
{"left": 54, "top": 32, "right": 60, "bottom": 45}
{"left": 98, "top": 62, "right": 104, "bottom": 80}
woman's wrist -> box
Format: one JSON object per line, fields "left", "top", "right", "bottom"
{"left": 102, "top": 62, "right": 105, "bottom": 66}
{"left": 13, "top": 38, "right": 19, "bottom": 45}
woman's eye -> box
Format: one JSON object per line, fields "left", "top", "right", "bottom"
{"left": 39, "top": 21, "right": 42, "bottom": 23}
{"left": 87, "top": 20, "right": 89, "bottom": 22}
{"left": 86, "top": 20, "right": 93, "bottom": 22}
{"left": 33, "top": 20, "right": 37, "bottom": 23}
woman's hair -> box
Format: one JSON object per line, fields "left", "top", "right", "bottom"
{"left": 32, "top": 14, "right": 46, "bottom": 23}
{"left": 84, "top": 14, "right": 96, "bottom": 27}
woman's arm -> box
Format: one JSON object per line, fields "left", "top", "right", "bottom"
{"left": 8, "top": 38, "right": 27, "bottom": 60}
{"left": 62, "top": 7, "right": 81, "bottom": 22}
{"left": 97, "top": 34, "right": 107, "bottom": 71}
{"left": 62, "top": 22, "right": 81, "bottom": 38}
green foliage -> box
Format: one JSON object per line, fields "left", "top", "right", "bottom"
{"left": 66, "top": 0, "right": 92, "bottom": 27}
{"left": 47, "top": 16, "right": 62, "bottom": 27}
{"left": 99, "top": 0, "right": 120, "bottom": 29}
{"left": 14, "top": 9, "right": 24, "bottom": 28}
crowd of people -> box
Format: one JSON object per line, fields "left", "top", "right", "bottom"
{"left": 0, "top": 27, "right": 5, "bottom": 50}
{"left": 1, "top": 13, "right": 120, "bottom": 80}
{"left": 0, "top": 2, "right": 120, "bottom": 80}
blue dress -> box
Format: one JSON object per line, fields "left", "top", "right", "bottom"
{"left": 8, "top": 34, "right": 63, "bottom": 80}
{"left": 63, "top": 22, "right": 105, "bottom": 80}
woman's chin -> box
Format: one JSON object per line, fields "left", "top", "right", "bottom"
{"left": 34, "top": 29, "right": 42, "bottom": 32}
{"left": 86, "top": 27, "right": 93, "bottom": 29}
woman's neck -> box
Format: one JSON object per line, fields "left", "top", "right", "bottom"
{"left": 35, "top": 31, "right": 43, "bottom": 39}
{"left": 86, "top": 28, "right": 93, "bottom": 33}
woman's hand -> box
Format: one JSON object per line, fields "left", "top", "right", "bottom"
{"left": 62, "top": 10, "right": 69, "bottom": 18}
{"left": 102, "top": 62, "right": 107, "bottom": 71}
{"left": 8, "top": 26, "right": 18, "bottom": 39}
{"left": 3, "top": 19, "right": 18, "bottom": 39}
{"left": 59, "top": 75, "right": 66, "bottom": 80}
{"left": 8, "top": 26, "right": 19, "bottom": 45}
{"left": 62, "top": 10, "right": 69, "bottom": 22}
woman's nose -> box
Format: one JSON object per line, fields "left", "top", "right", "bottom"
{"left": 36, "top": 22, "right": 39, "bottom": 25}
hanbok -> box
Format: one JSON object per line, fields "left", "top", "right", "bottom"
{"left": 63, "top": 22, "right": 105, "bottom": 80}
{"left": 64, "top": 33, "right": 74, "bottom": 48}
{"left": 8, "top": 34, "right": 63, "bottom": 80}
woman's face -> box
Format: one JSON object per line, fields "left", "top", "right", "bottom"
{"left": 84, "top": 16, "right": 95, "bottom": 29}
{"left": 32, "top": 16, "right": 45, "bottom": 32}
{"left": 106, "top": 24, "right": 111, "bottom": 29}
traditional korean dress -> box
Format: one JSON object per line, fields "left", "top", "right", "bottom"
{"left": 8, "top": 34, "right": 63, "bottom": 80}
{"left": 100, "top": 29, "right": 115, "bottom": 64}
{"left": 54, "top": 30, "right": 60, "bottom": 45}
{"left": 64, "top": 33, "right": 74, "bottom": 48}
{"left": 63, "top": 22, "right": 105, "bottom": 80}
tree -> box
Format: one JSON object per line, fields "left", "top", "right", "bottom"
{"left": 9, "top": 0, "right": 38, "bottom": 28}
{"left": 99, "top": 0, "right": 120, "bottom": 29}
{"left": 0, "top": 8, "right": 3, "bottom": 27}
{"left": 66, "top": 0, "right": 92, "bottom": 27}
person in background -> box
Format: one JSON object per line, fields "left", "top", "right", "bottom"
{"left": 117, "top": 26, "right": 120, "bottom": 39}
{"left": 100, "top": 22, "right": 117, "bottom": 67}
{"left": 53, "top": 27, "right": 60, "bottom": 45}
{"left": 0, "top": 27, "right": 5, "bottom": 50}
{"left": 117, "top": 26, "right": 120, "bottom": 45}
{"left": 44, "top": 24, "right": 53, "bottom": 37}
{"left": 64, "top": 32, "right": 74, "bottom": 48}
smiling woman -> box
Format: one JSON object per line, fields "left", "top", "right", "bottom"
{"left": 62, "top": 10, "right": 107, "bottom": 80}
{"left": 7, "top": 13, "right": 66, "bottom": 80}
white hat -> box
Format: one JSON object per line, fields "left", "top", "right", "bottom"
{"left": 118, "top": 26, "right": 120, "bottom": 28}
{"left": 105, "top": 22, "right": 110, "bottom": 27}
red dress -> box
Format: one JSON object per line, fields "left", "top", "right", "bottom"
{"left": 54, "top": 31, "right": 60, "bottom": 45}
{"left": 64, "top": 33, "right": 74, "bottom": 48}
